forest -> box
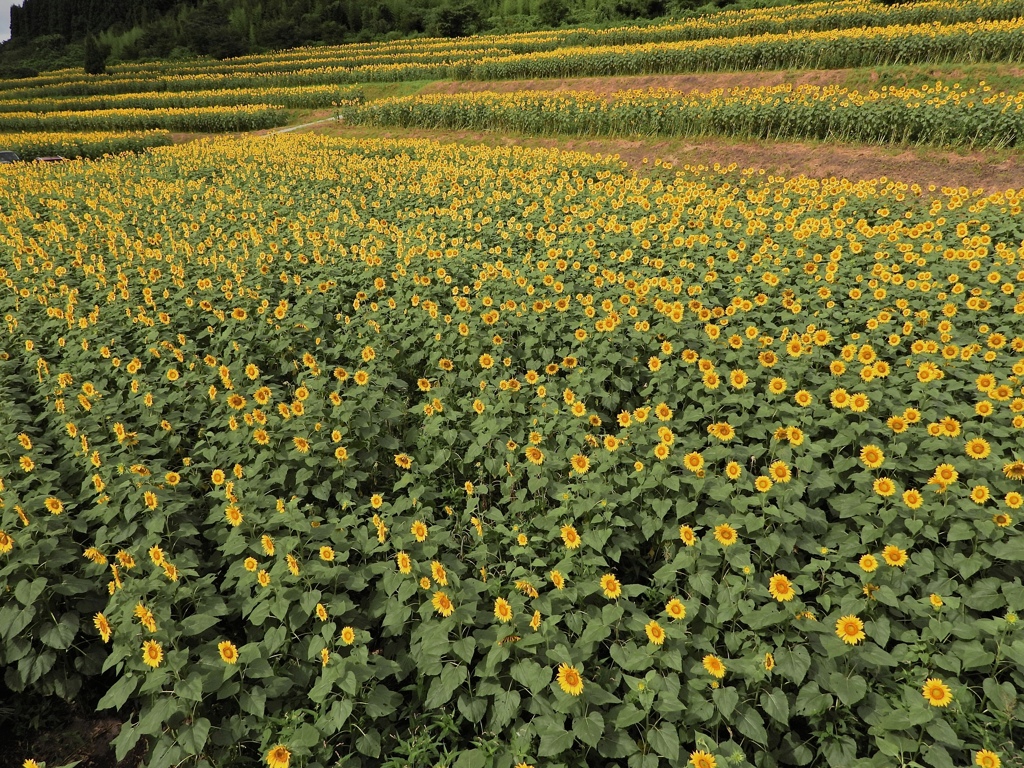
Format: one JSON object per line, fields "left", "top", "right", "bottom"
{"left": 0, "top": 0, "right": 731, "bottom": 76}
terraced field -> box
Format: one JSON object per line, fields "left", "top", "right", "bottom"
{"left": 2, "top": 3, "right": 1024, "bottom": 768}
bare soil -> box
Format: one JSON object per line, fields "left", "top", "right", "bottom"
{"left": 309, "top": 122, "right": 1024, "bottom": 193}
{"left": 419, "top": 65, "right": 1024, "bottom": 97}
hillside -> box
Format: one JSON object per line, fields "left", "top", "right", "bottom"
{"left": 1, "top": 0, "right": 694, "bottom": 76}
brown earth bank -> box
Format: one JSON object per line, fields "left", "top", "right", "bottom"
{"left": 307, "top": 122, "right": 1024, "bottom": 193}
{"left": 419, "top": 65, "right": 1024, "bottom": 98}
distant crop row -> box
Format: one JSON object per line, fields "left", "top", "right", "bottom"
{"left": 0, "top": 106, "right": 288, "bottom": 133}
{"left": 0, "top": 85, "right": 362, "bottom": 114}
{"left": 343, "top": 81, "right": 1024, "bottom": 149}
{"left": 468, "top": 18, "right": 1024, "bottom": 80}
{"left": 0, "top": 130, "right": 172, "bottom": 160}
{"left": 0, "top": 1, "right": 1023, "bottom": 100}
{"left": 6, "top": 0, "right": 1022, "bottom": 90}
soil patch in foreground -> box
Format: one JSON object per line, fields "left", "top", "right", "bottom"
{"left": 308, "top": 122, "right": 1024, "bottom": 193}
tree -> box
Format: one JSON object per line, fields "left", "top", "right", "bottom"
{"left": 538, "top": 0, "right": 569, "bottom": 27}
{"left": 83, "top": 35, "right": 108, "bottom": 74}
{"left": 425, "top": 2, "right": 483, "bottom": 37}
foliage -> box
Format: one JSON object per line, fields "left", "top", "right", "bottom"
{"left": 343, "top": 81, "right": 1024, "bottom": 149}
{"left": 0, "top": 86, "right": 363, "bottom": 115}
{"left": 83, "top": 37, "right": 110, "bottom": 77}
{"left": 1, "top": 134, "right": 1022, "bottom": 768}
{"left": 0, "top": 105, "right": 289, "bottom": 133}
{"left": 0, "top": 130, "right": 172, "bottom": 160}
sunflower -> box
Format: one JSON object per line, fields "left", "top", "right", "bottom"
{"left": 570, "top": 454, "right": 590, "bottom": 474}
{"left": 94, "top": 612, "right": 112, "bottom": 643}
{"left": 396, "top": 551, "right": 412, "bottom": 574}
{"left": 768, "top": 573, "right": 796, "bottom": 602}
{"left": 319, "top": 546, "right": 334, "bottom": 561}
{"left": 655, "top": 403, "right": 673, "bottom": 420}
{"left": 975, "top": 749, "right": 1001, "bottom": 768}
{"left": 394, "top": 453, "right": 412, "bottom": 469}
{"left": 859, "top": 554, "right": 879, "bottom": 572}
{"left": 432, "top": 591, "right": 454, "bottom": 617}
{"left": 965, "top": 437, "right": 992, "bottom": 460}
{"left": 561, "top": 524, "right": 581, "bottom": 549}
{"left": 690, "top": 750, "right": 717, "bottom": 768}
{"left": 266, "top": 744, "right": 291, "bottom": 768}
{"left": 557, "top": 663, "right": 584, "bottom": 696}
{"left": 257, "top": 570, "right": 271, "bottom": 587}
{"left": 873, "top": 477, "right": 896, "bottom": 497}
{"left": 713, "top": 523, "right": 737, "bottom": 546}
{"left": 225, "top": 505, "right": 243, "bottom": 527}
{"left": 600, "top": 573, "right": 622, "bottom": 599}
{"left": 882, "top": 545, "right": 908, "bottom": 567}
{"left": 411, "top": 520, "right": 428, "bottom": 542}
{"left": 645, "top": 620, "right": 665, "bottom": 645}
{"left": 494, "top": 597, "right": 513, "bottom": 623}
{"left": 859, "top": 445, "right": 884, "bottom": 469}
{"left": 665, "top": 598, "right": 686, "bottom": 620}
{"left": 725, "top": 462, "right": 742, "bottom": 480}
{"left": 702, "top": 654, "right": 726, "bottom": 678}
{"left": 654, "top": 443, "right": 670, "bottom": 461}
{"left": 219, "top": 640, "right": 239, "bottom": 664}
{"left": 430, "top": 560, "right": 448, "bottom": 586}
{"left": 315, "top": 603, "right": 328, "bottom": 621}
{"left": 678, "top": 451, "right": 703, "bottom": 473}
{"left": 340, "top": 626, "right": 356, "bottom": 644}
{"left": 849, "top": 393, "right": 870, "bottom": 412}
{"left": 44, "top": 497, "right": 64, "bottom": 515}
{"left": 764, "top": 652, "right": 775, "bottom": 671}
{"left": 835, "top": 614, "right": 866, "bottom": 645}
{"left": 922, "top": 678, "right": 953, "bottom": 707}
{"left": 550, "top": 570, "right": 565, "bottom": 590}
{"left": 902, "top": 488, "right": 924, "bottom": 509}
{"left": 1006, "top": 492, "right": 1023, "bottom": 509}
{"left": 142, "top": 640, "right": 163, "bottom": 668}
{"left": 769, "top": 461, "right": 791, "bottom": 483}
{"left": 525, "top": 446, "right": 545, "bottom": 465}
{"left": 1003, "top": 461, "right": 1024, "bottom": 480}
{"left": 993, "top": 512, "right": 1013, "bottom": 527}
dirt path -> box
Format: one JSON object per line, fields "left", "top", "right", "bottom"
{"left": 312, "top": 122, "right": 1024, "bottom": 192}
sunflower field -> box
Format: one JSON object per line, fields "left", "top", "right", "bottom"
{"left": 1, "top": 134, "right": 1023, "bottom": 768}
{"left": 343, "top": 82, "right": 1024, "bottom": 150}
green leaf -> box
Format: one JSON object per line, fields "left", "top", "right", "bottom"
{"left": 180, "top": 614, "right": 220, "bottom": 636}
{"left": 97, "top": 674, "right": 138, "bottom": 711}
{"left": 735, "top": 708, "right": 768, "bottom": 745}
{"left": 14, "top": 577, "right": 46, "bottom": 606}
{"left": 454, "top": 749, "right": 486, "bottom": 768}
{"left": 712, "top": 686, "right": 739, "bottom": 718}
{"left": 775, "top": 646, "right": 811, "bottom": 684}
{"left": 355, "top": 730, "right": 381, "bottom": 758}
{"left": 174, "top": 673, "right": 203, "bottom": 702}
{"left": 510, "top": 659, "right": 550, "bottom": 694}
{"left": 760, "top": 688, "right": 790, "bottom": 724}
{"left": 39, "top": 612, "right": 79, "bottom": 650}
{"left": 647, "top": 723, "right": 679, "bottom": 761}
{"left": 573, "top": 712, "right": 604, "bottom": 744}
{"left": 614, "top": 704, "right": 646, "bottom": 728}
{"left": 177, "top": 718, "right": 211, "bottom": 755}
{"left": 829, "top": 673, "right": 868, "bottom": 707}
{"left": 425, "top": 664, "right": 467, "bottom": 709}
{"left": 491, "top": 688, "right": 521, "bottom": 730}
{"left": 536, "top": 719, "right": 574, "bottom": 757}
{"left": 457, "top": 694, "right": 487, "bottom": 723}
